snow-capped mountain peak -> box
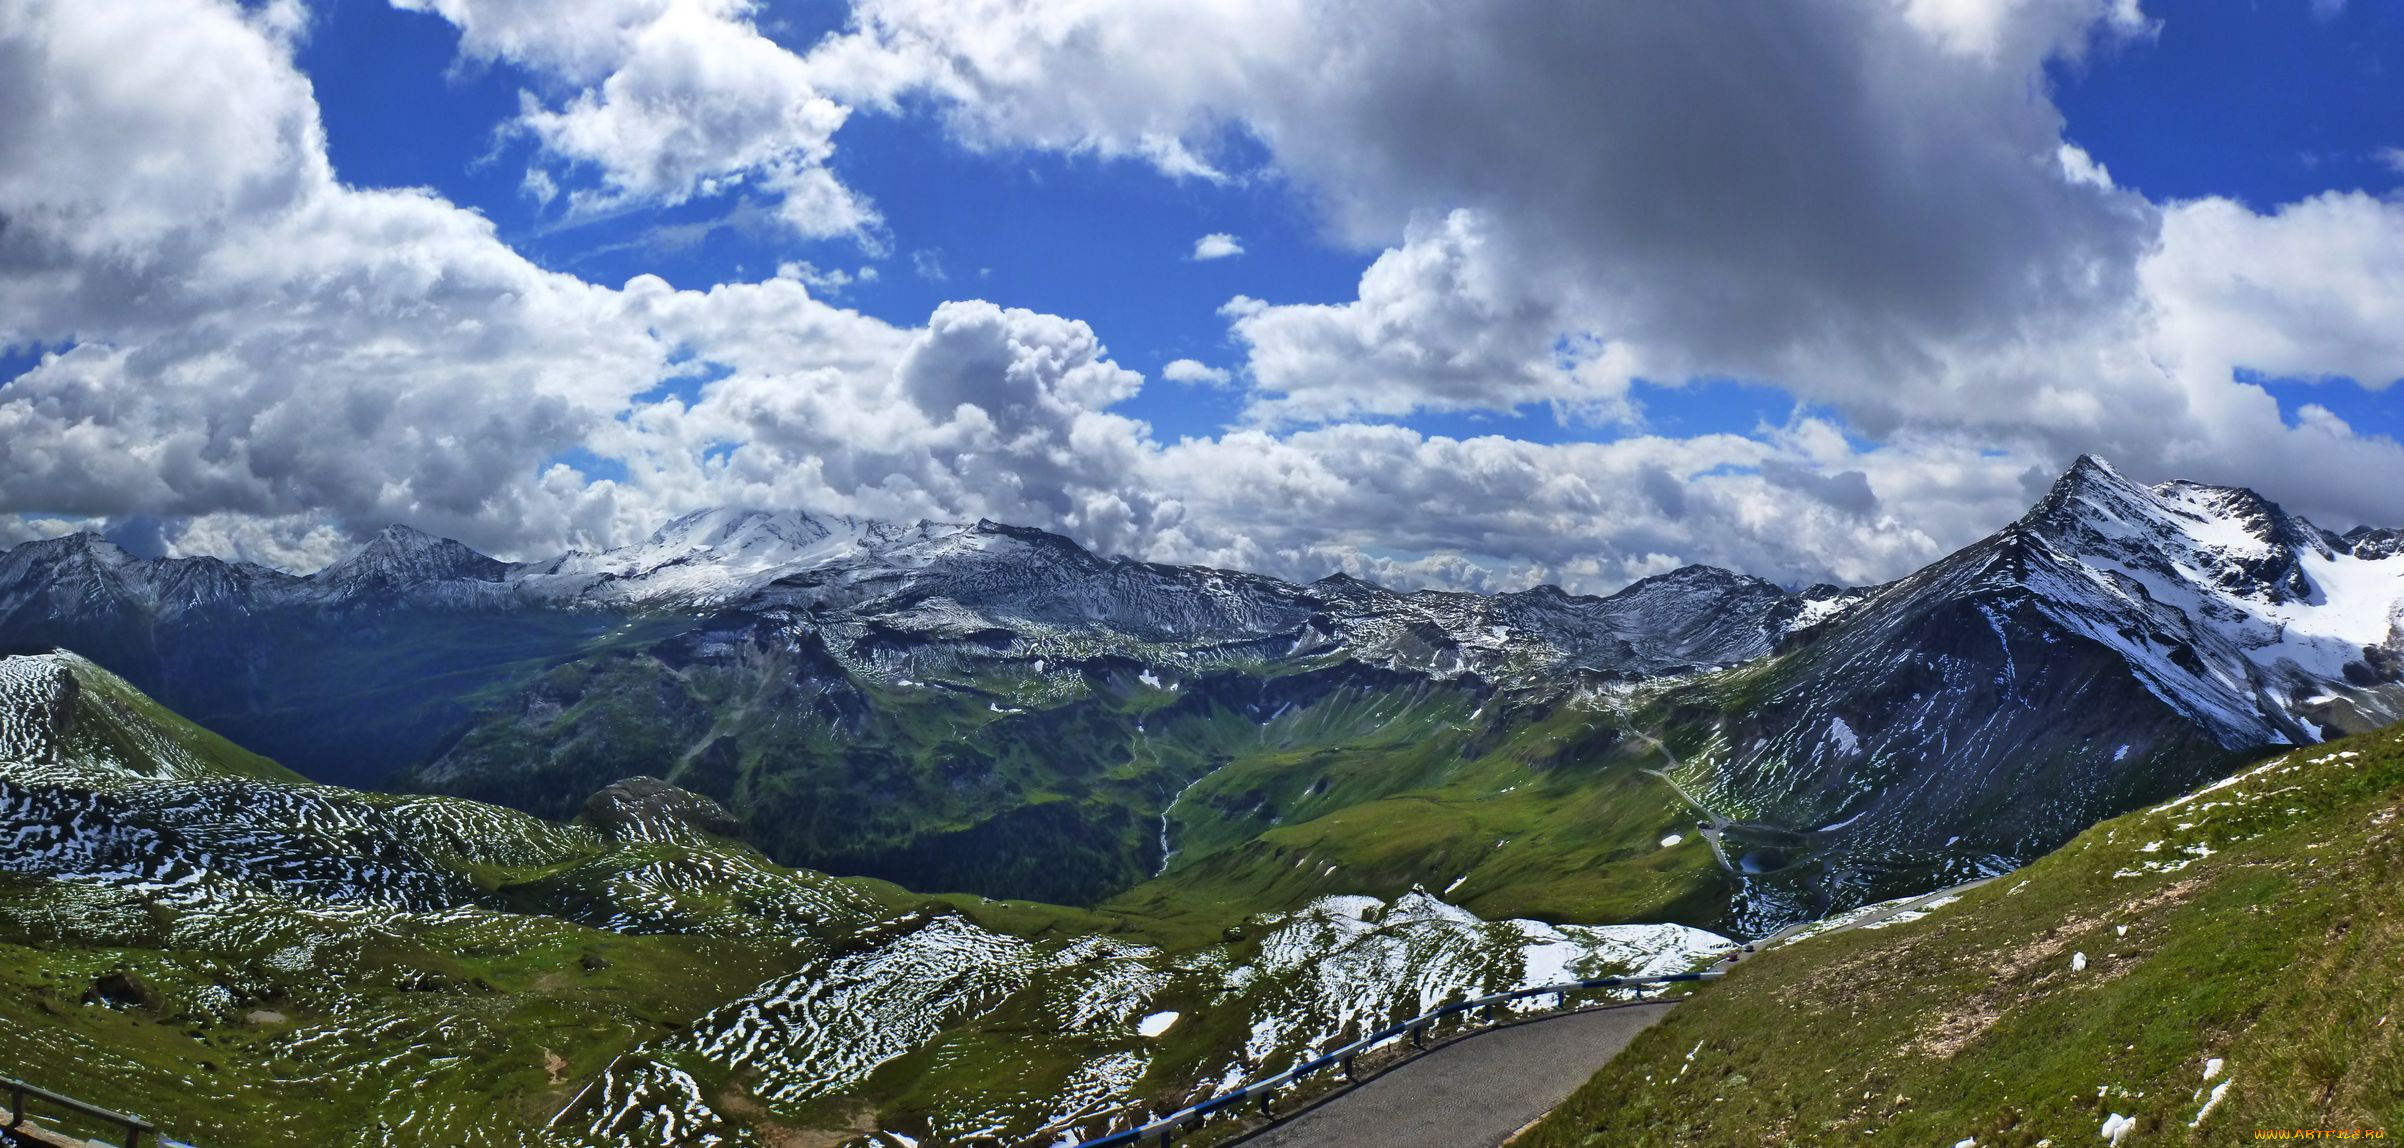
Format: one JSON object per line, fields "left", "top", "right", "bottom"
{"left": 1988, "top": 457, "right": 2404, "bottom": 743}
{"left": 2024, "top": 456, "right": 2322, "bottom": 604}
{"left": 648, "top": 508, "right": 848, "bottom": 555}
{"left": 531, "top": 508, "right": 933, "bottom": 606}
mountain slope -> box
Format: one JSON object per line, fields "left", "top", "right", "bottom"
{"left": 1614, "top": 457, "right": 2404, "bottom": 929}
{"left": 1525, "top": 720, "right": 2404, "bottom": 1146}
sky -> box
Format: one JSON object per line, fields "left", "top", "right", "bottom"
{"left": 1, "top": 0, "right": 2401, "bottom": 594}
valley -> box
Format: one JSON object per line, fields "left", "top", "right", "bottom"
{"left": 0, "top": 652, "right": 1727, "bottom": 1146}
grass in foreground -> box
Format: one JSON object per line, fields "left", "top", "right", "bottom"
{"left": 1524, "top": 722, "right": 2404, "bottom": 1146}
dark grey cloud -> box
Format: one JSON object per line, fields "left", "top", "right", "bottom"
{"left": 1266, "top": 1, "right": 2151, "bottom": 406}
{"left": 828, "top": 0, "right": 2159, "bottom": 433}
{"left": 820, "top": 0, "right": 2404, "bottom": 537}
{"left": 1762, "top": 461, "right": 1880, "bottom": 517}
{"left": 1638, "top": 466, "right": 1688, "bottom": 521}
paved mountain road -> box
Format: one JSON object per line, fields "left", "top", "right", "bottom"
{"left": 1229, "top": 1003, "right": 1678, "bottom": 1148}
{"left": 1219, "top": 873, "right": 1999, "bottom": 1148}
{"left": 1631, "top": 729, "right": 1740, "bottom": 872}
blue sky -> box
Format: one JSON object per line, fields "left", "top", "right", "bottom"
{"left": 290, "top": 0, "right": 2402, "bottom": 448}
{"left": 3, "top": 0, "right": 2403, "bottom": 590}
{"left": 2050, "top": 0, "right": 2402, "bottom": 208}
{"left": 2047, "top": 0, "right": 2403, "bottom": 438}
{"left": 294, "top": 0, "right": 1371, "bottom": 438}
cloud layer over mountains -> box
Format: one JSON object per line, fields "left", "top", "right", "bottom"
{"left": 2, "top": 0, "right": 2401, "bottom": 590}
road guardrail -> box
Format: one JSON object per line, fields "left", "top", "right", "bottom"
{"left": 4, "top": 1074, "right": 159, "bottom": 1148}
{"left": 1065, "top": 969, "right": 1725, "bottom": 1147}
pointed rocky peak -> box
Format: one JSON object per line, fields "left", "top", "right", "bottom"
{"left": 2015, "top": 454, "right": 2213, "bottom": 564}
{"left": 2024, "top": 454, "right": 2155, "bottom": 529}
{"left": 1604, "top": 563, "right": 1780, "bottom": 605}
{"left": 2012, "top": 456, "right": 2332, "bottom": 604}
{"left": 2021, "top": 454, "right": 2307, "bottom": 556}
{"left": 1307, "top": 571, "right": 1396, "bottom": 605}
{"left": 961, "top": 518, "right": 1105, "bottom": 565}
{"left": 2061, "top": 452, "right": 2130, "bottom": 488}
{"left": 314, "top": 524, "right": 509, "bottom": 589}
{"left": 4, "top": 531, "right": 133, "bottom": 567}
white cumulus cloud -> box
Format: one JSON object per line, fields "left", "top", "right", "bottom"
{"left": 1191, "top": 232, "right": 1244, "bottom": 260}
{"left": 1161, "top": 359, "right": 1233, "bottom": 386}
{"left": 395, "top": 0, "right": 878, "bottom": 239}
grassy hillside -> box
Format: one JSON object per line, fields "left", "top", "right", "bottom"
{"left": 53, "top": 654, "right": 306, "bottom": 784}
{"left": 403, "top": 634, "right": 1510, "bottom": 905}
{"left": 0, "top": 655, "right": 900, "bottom": 1145}
{"left": 1525, "top": 721, "right": 2404, "bottom": 1146}
{"left": 1103, "top": 700, "right": 1732, "bottom": 931}
{"left": 0, "top": 652, "right": 1733, "bottom": 1147}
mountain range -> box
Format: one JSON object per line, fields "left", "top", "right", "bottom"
{"left": 2, "top": 456, "right": 2399, "bottom": 930}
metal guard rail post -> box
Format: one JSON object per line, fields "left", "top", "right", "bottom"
{"left": 1067, "top": 969, "right": 1724, "bottom": 1148}
{"left": 4, "top": 1074, "right": 159, "bottom": 1148}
